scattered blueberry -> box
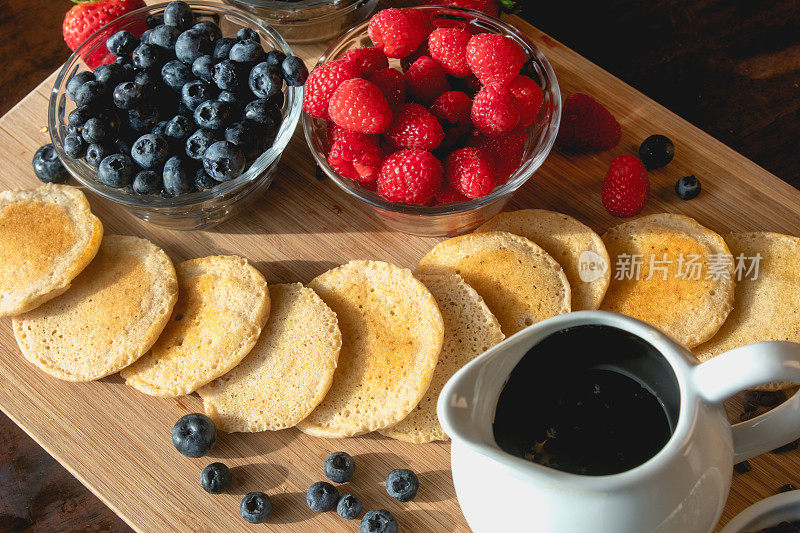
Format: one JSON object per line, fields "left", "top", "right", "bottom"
{"left": 166, "top": 114, "right": 194, "bottom": 141}
{"left": 32, "top": 144, "right": 69, "bottom": 183}
{"left": 145, "top": 13, "right": 163, "bottom": 28}
{"left": 164, "top": 1, "right": 194, "bottom": 30}
{"left": 171, "top": 413, "right": 217, "bottom": 458}
{"left": 175, "top": 29, "right": 212, "bottom": 64}
{"left": 97, "top": 153, "right": 135, "bottom": 188}
{"left": 229, "top": 40, "right": 265, "bottom": 64}
{"left": 94, "top": 62, "right": 128, "bottom": 87}
{"left": 182, "top": 79, "right": 216, "bottom": 110}
{"left": 191, "top": 55, "right": 215, "bottom": 82}
{"left": 779, "top": 483, "right": 798, "bottom": 494}
{"left": 773, "top": 440, "right": 800, "bottom": 454}
{"left": 239, "top": 492, "right": 272, "bottom": 524}
{"left": 149, "top": 24, "right": 181, "bottom": 51}
{"left": 73, "top": 80, "right": 107, "bottom": 107}
{"left": 200, "top": 462, "right": 232, "bottom": 494}
{"left": 212, "top": 59, "right": 243, "bottom": 91}
{"left": 734, "top": 460, "right": 752, "bottom": 474}
{"left": 639, "top": 134, "right": 675, "bottom": 170}
{"left": 193, "top": 21, "right": 222, "bottom": 42}
{"left": 68, "top": 105, "right": 94, "bottom": 129}
{"left": 337, "top": 494, "right": 362, "bottom": 520}
{"left": 163, "top": 156, "right": 195, "bottom": 195}
{"left": 213, "top": 37, "right": 236, "bottom": 61}
{"left": 131, "top": 133, "right": 170, "bottom": 169}
{"left": 306, "top": 481, "right": 339, "bottom": 513}
{"left": 386, "top": 468, "right": 419, "bottom": 502}
{"left": 249, "top": 62, "right": 282, "bottom": 99}
{"left": 132, "top": 169, "right": 162, "bottom": 194}
{"left": 63, "top": 134, "right": 87, "bottom": 158}
{"left": 112, "top": 81, "right": 143, "bottom": 110}
{"left": 194, "top": 100, "right": 232, "bottom": 130}
{"left": 675, "top": 175, "right": 701, "bottom": 200}
{"left": 131, "top": 43, "right": 161, "bottom": 70}
{"left": 203, "top": 140, "right": 245, "bottom": 181}
{"left": 185, "top": 128, "right": 218, "bottom": 160}
{"left": 324, "top": 451, "right": 355, "bottom": 483}
{"left": 128, "top": 104, "right": 161, "bottom": 133}
{"left": 81, "top": 117, "right": 108, "bottom": 144}
{"left": 360, "top": 509, "right": 398, "bottom": 533}
{"left": 193, "top": 167, "right": 218, "bottom": 190}
{"left": 264, "top": 49, "right": 286, "bottom": 68}
{"left": 161, "top": 60, "right": 194, "bottom": 91}
{"left": 85, "top": 143, "right": 111, "bottom": 168}
{"left": 282, "top": 56, "right": 308, "bottom": 87}
{"left": 66, "top": 71, "right": 95, "bottom": 101}
{"left": 107, "top": 30, "right": 139, "bottom": 57}
{"left": 237, "top": 27, "right": 259, "bottom": 43}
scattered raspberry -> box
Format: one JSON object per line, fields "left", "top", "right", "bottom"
{"left": 342, "top": 47, "right": 390, "bottom": 77}
{"left": 466, "top": 33, "right": 525, "bottom": 86}
{"left": 467, "top": 128, "right": 526, "bottom": 183}
{"left": 385, "top": 103, "right": 445, "bottom": 150}
{"left": 445, "top": 147, "right": 496, "bottom": 198}
{"left": 327, "top": 123, "right": 379, "bottom": 148}
{"left": 368, "top": 8, "right": 431, "bottom": 59}
{"left": 507, "top": 75, "right": 543, "bottom": 127}
{"left": 378, "top": 150, "right": 443, "bottom": 204}
{"left": 304, "top": 60, "right": 360, "bottom": 121}
{"left": 328, "top": 79, "right": 393, "bottom": 134}
{"left": 601, "top": 154, "right": 649, "bottom": 217}
{"left": 557, "top": 93, "right": 621, "bottom": 151}
{"left": 429, "top": 28, "right": 472, "bottom": 78}
{"left": 430, "top": 91, "right": 473, "bottom": 125}
{"left": 328, "top": 137, "right": 384, "bottom": 183}
{"left": 406, "top": 56, "right": 451, "bottom": 105}
{"left": 367, "top": 68, "right": 407, "bottom": 107}
{"left": 471, "top": 82, "right": 520, "bottom": 137}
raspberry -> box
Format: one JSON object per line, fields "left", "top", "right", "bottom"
{"left": 328, "top": 137, "right": 384, "bottom": 183}
{"left": 341, "top": 47, "right": 390, "bottom": 77}
{"left": 471, "top": 82, "right": 520, "bottom": 137}
{"left": 445, "top": 147, "right": 496, "bottom": 198}
{"left": 328, "top": 78, "right": 393, "bottom": 134}
{"left": 507, "top": 75, "right": 543, "bottom": 127}
{"left": 368, "top": 8, "right": 431, "bottom": 59}
{"left": 557, "top": 93, "right": 621, "bottom": 151}
{"left": 327, "top": 123, "right": 379, "bottom": 148}
{"left": 435, "top": 184, "right": 470, "bottom": 204}
{"left": 367, "top": 68, "right": 407, "bottom": 107}
{"left": 441, "top": 121, "right": 474, "bottom": 150}
{"left": 400, "top": 41, "right": 430, "bottom": 72}
{"left": 385, "top": 103, "right": 445, "bottom": 150}
{"left": 429, "top": 28, "right": 472, "bottom": 78}
{"left": 430, "top": 91, "right": 472, "bottom": 125}
{"left": 467, "top": 128, "right": 526, "bottom": 184}
{"left": 377, "top": 149, "right": 443, "bottom": 204}
{"left": 303, "top": 60, "right": 359, "bottom": 120}
{"left": 601, "top": 154, "right": 649, "bottom": 217}
{"left": 406, "top": 55, "right": 451, "bottom": 105}
{"left": 466, "top": 33, "right": 525, "bottom": 86}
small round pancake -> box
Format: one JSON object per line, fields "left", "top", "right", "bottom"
{"left": 379, "top": 273, "right": 504, "bottom": 443}
{"left": 121, "top": 256, "right": 270, "bottom": 397}
{"left": 0, "top": 184, "right": 102, "bottom": 317}
{"left": 476, "top": 209, "right": 610, "bottom": 311}
{"left": 296, "top": 260, "right": 444, "bottom": 438}
{"left": 199, "top": 283, "right": 341, "bottom": 432}
{"left": 13, "top": 235, "right": 177, "bottom": 381}
{"left": 600, "top": 213, "right": 734, "bottom": 348}
{"left": 694, "top": 232, "right": 800, "bottom": 390}
{"left": 416, "top": 231, "right": 571, "bottom": 336}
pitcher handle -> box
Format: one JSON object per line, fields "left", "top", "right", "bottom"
{"left": 692, "top": 341, "right": 800, "bottom": 462}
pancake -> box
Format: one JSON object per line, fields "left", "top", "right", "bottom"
{"left": 0, "top": 184, "right": 102, "bottom": 317}
{"left": 13, "top": 235, "right": 177, "bottom": 381}
{"left": 296, "top": 260, "right": 443, "bottom": 438}
{"left": 476, "top": 209, "right": 610, "bottom": 311}
{"left": 379, "top": 273, "right": 504, "bottom": 443}
{"left": 416, "top": 231, "right": 571, "bottom": 336}
{"left": 600, "top": 213, "right": 734, "bottom": 348}
{"left": 199, "top": 283, "right": 341, "bottom": 432}
{"left": 121, "top": 255, "right": 270, "bottom": 397}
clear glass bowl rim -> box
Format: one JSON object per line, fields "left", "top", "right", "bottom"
{"left": 225, "top": 0, "right": 372, "bottom": 21}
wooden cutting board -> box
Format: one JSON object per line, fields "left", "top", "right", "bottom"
{"left": 1, "top": 8, "right": 800, "bottom": 533}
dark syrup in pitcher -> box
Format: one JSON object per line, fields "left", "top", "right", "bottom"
{"left": 492, "top": 325, "right": 679, "bottom": 476}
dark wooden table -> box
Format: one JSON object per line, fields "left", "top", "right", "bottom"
{"left": 1, "top": 1, "right": 799, "bottom": 531}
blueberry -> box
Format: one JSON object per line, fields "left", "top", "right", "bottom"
{"left": 68, "top": 105, "right": 95, "bottom": 129}
{"left": 212, "top": 59, "right": 243, "bottom": 92}
{"left": 185, "top": 128, "right": 218, "bottom": 160}
{"left": 66, "top": 71, "right": 95, "bottom": 101}
{"left": 132, "top": 169, "right": 162, "bottom": 194}
{"left": 163, "top": 156, "right": 195, "bottom": 195}
{"left": 360, "top": 510, "right": 398, "bottom": 533}
{"left": 264, "top": 50, "right": 286, "bottom": 68}
{"left": 97, "top": 109, "right": 122, "bottom": 135}
{"left": 131, "top": 43, "right": 161, "bottom": 70}
{"left": 224, "top": 121, "right": 257, "bottom": 149}
{"left": 140, "top": 28, "right": 154, "bottom": 45}
{"left": 249, "top": 62, "right": 282, "bottom": 99}
{"left": 166, "top": 114, "right": 194, "bottom": 140}
{"left": 111, "top": 81, "right": 142, "bottom": 110}
{"left": 63, "top": 134, "right": 87, "bottom": 159}
{"left": 203, "top": 140, "right": 245, "bottom": 182}
{"left": 282, "top": 56, "right": 308, "bottom": 86}
{"left": 146, "top": 14, "right": 163, "bottom": 28}
{"left": 149, "top": 24, "right": 181, "bottom": 51}
{"left": 94, "top": 62, "right": 128, "bottom": 87}
{"left": 164, "top": 1, "right": 194, "bottom": 30}
{"left": 128, "top": 104, "right": 161, "bottom": 133}
{"left": 229, "top": 40, "right": 265, "bottom": 64}
{"left": 134, "top": 69, "right": 159, "bottom": 95}
{"left": 323, "top": 451, "right": 355, "bottom": 483}
{"left": 115, "top": 136, "right": 132, "bottom": 157}
{"left": 386, "top": 468, "right": 419, "bottom": 502}
{"left": 175, "top": 29, "right": 212, "bottom": 64}
{"left": 191, "top": 55, "right": 215, "bottom": 82}
{"left": 675, "top": 174, "right": 701, "bottom": 200}
{"left": 32, "top": 144, "right": 68, "bottom": 183}
{"left": 217, "top": 90, "right": 242, "bottom": 115}
{"left": 213, "top": 37, "right": 236, "bottom": 61}
{"left": 181, "top": 79, "right": 216, "bottom": 110}
{"left": 81, "top": 117, "right": 108, "bottom": 144}
{"left": 194, "top": 100, "right": 232, "bottom": 130}
{"left": 200, "top": 462, "right": 231, "bottom": 494}
{"left": 85, "top": 143, "right": 111, "bottom": 168}
{"left": 239, "top": 492, "right": 272, "bottom": 524}
{"left": 161, "top": 60, "right": 194, "bottom": 91}
{"left": 244, "top": 98, "right": 279, "bottom": 125}
{"left": 193, "top": 21, "right": 221, "bottom": 42}
{"left": 151, "top": 120, "right": 170, "bottom": 137}
{"left": 306, "top": 481, "right": 339, "bottom": 513}
{"left": 97, "top": 153, "right": 135, "bottom": 188}
{"left": 172, "top": 413, "right": 217, "bottom": 457}
{"left": 337, "top": 494, "right": 362, "bottom": 520}
{"left": 639, "top": 134, "right": 674, "bottom": 170}
{"left": 73, "top": 80, "right": 107, "bottom": 107}
{"left": 237, "top": 28, "right": 260, "bottom": 43}
{"left": 194, "top": 167, "right": 218, "bottom": 190}
{"left": 131, "top": 133, "right": 170, "bottom": 169}
{"left": 106, "top": 30, "right": 138, "bottom": 57}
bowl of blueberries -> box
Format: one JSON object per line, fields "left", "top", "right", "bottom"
{"left": 48, "top": 0, "right": 306, "bottom": 230}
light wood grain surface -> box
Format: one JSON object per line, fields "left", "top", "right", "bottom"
{"left": 1, "top": 12, "right": 799, "bottom": 533}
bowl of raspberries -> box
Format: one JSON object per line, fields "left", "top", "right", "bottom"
{"left": 49, "top": 1, "right": 305, "bottom": 230}
{"left": 302, "top": 5, "right": 561, "bottom": 237}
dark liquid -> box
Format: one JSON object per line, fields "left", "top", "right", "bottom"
{"left": 492, "top": 325, "right": 679, "bottom": 476}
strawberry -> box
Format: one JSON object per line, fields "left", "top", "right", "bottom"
{"left": 378, "top": 150, "right": 443, "bottom": 204}
{"left": 557, "top": 93, "right": 622, "bottom": 151}
{"left": 467, "top": 128, "right": 526, "bottom": 184}
{"left": 367, "top": 68, "right": 407, "bottom": 107}
{"left": 471, "top": 82, "right": 520, "bottom": 137}
{"left": 406, "top": 56, "right": 451, "bottom": 106}
{"left": 385, "top": 103, "right": 445, "bottom": 150}
{"left": 62, "top": 0, "right": 146, "bottom": 68}
{"left": 328, "top": 78, "right": 393, "bottom": 134}
{"left": 328, "top": 137, "right": 385, "bottom": 183}
{"left": 430, "top": 91, "right": 473, "bottom": 125}
{"left": 327, "top": 123, "right": 379, "bottom": 148}
{"left": 466, "top": 33, "right": 525, "bottom": 86}
{"left": 303, "top": 60, "right": 360, "bottom": 120}
{"left": 433, "top": 0, "right": 520, "bottom": 17}
{"left": 368, "top": 8, "right": 431, "bottom": 59}
{"left": 601, "top": 154, "right": 649, "bottom": 217}
{"left": 429, "top": 28, "right": 472, "bottom": 78}
{"left": 435, "top": 184, "right": 470, "bottom": 204}
{"left": 341, "top": 47, "right": 390, "bottom": 77}
{"left": 507, "top": 75, "right": 543, "bottom": 127}
{"left": 445, "top": 147, "right": 496, "bottom": 198}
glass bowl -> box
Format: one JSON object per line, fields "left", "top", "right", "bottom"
{"left": 49, "top": 1, "right": 302, "bottom": 230}
{"left": 222, "top": 0, "right": 379, "bottom": 44}
{"left": 303, "top": 5, "right": 561, "bottom": 237}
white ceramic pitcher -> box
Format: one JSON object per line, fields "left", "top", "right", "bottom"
{"left": 438, "top": 311, "right": 800, "bottom": 533}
